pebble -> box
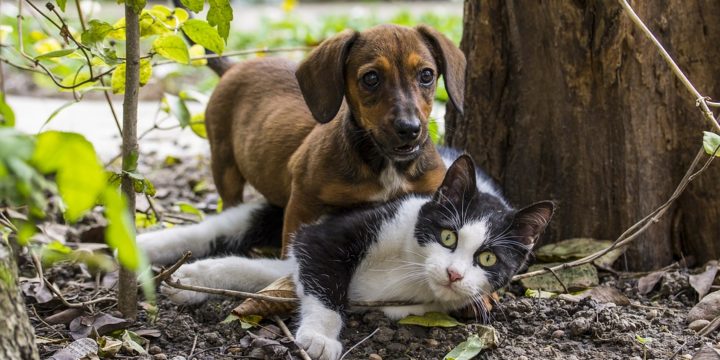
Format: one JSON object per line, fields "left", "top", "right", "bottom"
{"left": 149, "top": 346, "right": 162, "bottom": 355}
{"left": 679, "top": 355, "right": 692, "bottom": 360}
{"left": 394, "top": 328, "right": 413, "bottom": 342}
{"left": 645, "top": 309, "right": 658, "bottom": 320}
{"left": 227, "top": 347, "right": 242, "bottom": 354}
{"left": 347, "top": 320, "right": 360, "bottom": 328}
{"left": 204, "top": 331, "right": 221, "bottom": 345}
{"left": 374, "top": 327, "right": 395, "bottom": 343}
{"left": 629, "top": 357, "right": 642, "bottom": 360}
{"left": 568, "top": 318, "right": 591, "bottom": 336}
{"left": 153, "top": 355, "right": 167, "bottom": 360}
{"left": 552, "top": 330, "right": 565, "bottom": 338}
{"left": 424, "top": 339, "right": 439, "bottom": 348}
{"left": 170, "top": 357, "right": 186, "bottom": 360}
{"left": 689, "top": 319, "right": 710, "bottom": 332}
{"left": 518, "top": 357, "right": 528, "bottom": 360}
{"left": 369, "top": 354, "right": 382, "bottom": 360}
{"left": 386, "top": 343, "right": 405, "bottom": 353}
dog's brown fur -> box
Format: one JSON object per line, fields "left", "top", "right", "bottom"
{"left": 205, "top": 24, "right": 465, "bottom": 253}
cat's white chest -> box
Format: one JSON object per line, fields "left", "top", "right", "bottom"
{"left": 371, "top": 166, "right": 409, "bottom": 202}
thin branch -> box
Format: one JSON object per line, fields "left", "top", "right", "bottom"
{"left": 543, "top": 266, "right": 568, "bottom": 294}
{"left": 273, "top": 315, "right": 312, "bottom": 360}
{"left": 514, "top": 146, "right": 716, "bottom": 281}
{"left": 152, "top": 46, "right": 313, "bottom": 66}
{"left": 618, "top": 0, "right": 720, "bottom": 132}
{"left": 340, "top": 328, "right": 380, "bottom": 360}
{"left": 153, "top": 251, "right": 192, "bottom": 285}
{"left": 164, "top": 279, "right": 297, "bottom": 303}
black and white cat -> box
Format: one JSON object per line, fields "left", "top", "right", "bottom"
{"left": 138, "top": 151, "right": 554, "bottom": 360}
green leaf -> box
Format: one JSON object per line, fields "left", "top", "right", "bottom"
{"left": 524, "top": 288, "right": 557, "bottom": 299}
{"left": 189, "top": 44, "right": 207, "bottom": 66}
{"left": 40, "top": 100, "right": 79, "bottom": 131}
{"left": 31, "top": 131, "right": 106, "bottom": 222}
{"left": 56, "top": 0, "right": 67, "bottom": 12}
{"left": 139, "top": 59, "right": 152, "bottom": 86}
{"left": 180, "top": 0, "right": 203, "bottom": 12}
{"left": 221, "top": 314, "right": 239, "bottom": 324}
{"left": 0, "top": 92, "right": 15, "bottom": 127}
{"left": 635, "top": 334, "right": 653, "bottom": 345}
{"left": 164, "top": 93, "right": 191, "bottom": 128}
{"left": 398, "top": 312, "right": 462, "bottom": 328}
{"left": 182, "top": 19, "right": 224, "bottom": 54}
{"left": 703, "top": 131, "right": 720, "bottom": 157}
{"left": 81, "top": 20, "right": 115, "bottom": 46}
{"left": 127, "top": 0, "right": 147, "bottom": 14}
{"left": 35, "top": 48, "right": 77, "bottom": 60}
{"left": 190, "top": 113, "right": 207, "bottom": 138}
{"left": 238, "top": 315, "right": 262, "bottom": 329}
{"left": 207, "top": 0, "right": 233, "bottom": 40}
{"left": 153, "top": 34, "right": 189, "bottom": 64}
{"left": 176, "top": 201, "right": 204, "bottom": 219}
{"left": 112, "top": 60, "right": 151, "bottom": 94}
{"left": 443, "top": 334, "right": 484, "bottom": 360}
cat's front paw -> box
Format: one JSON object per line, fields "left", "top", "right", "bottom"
{"left": 160, "top": 263, "right": 210, "bottom": 305}
{"left": 296, "top": 328, "right": 343, "bottom": 360}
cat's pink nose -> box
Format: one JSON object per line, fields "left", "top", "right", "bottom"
{"left": 447, "top": 268, "right": 463, "bottom": 282}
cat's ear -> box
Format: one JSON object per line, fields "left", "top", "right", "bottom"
{"left": 433, "top": 155, "right": 477, "bottom": 204}
{"left": 512, "top": 201, "right": 555, "bottom": 246}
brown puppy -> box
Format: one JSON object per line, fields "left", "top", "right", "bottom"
{"left": 205, "top": 24, "right": 465, "bottom": 254}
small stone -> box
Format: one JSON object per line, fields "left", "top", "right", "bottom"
{"left": 374, "top": 327, "right": 395, "bottom": 343}
{"left": 552, "top": 330, "right": 565, "bottom": 338}
{"left": 568, "top": 318, "right": 591, "bottom": 336}
{"left": 394, "top": 328, "right": 413, "bottom": 342}
{"left": 227, "top": 347, "right": 242, "bottom": 354}
{"left": 369, "top": 354, "right": 382, "bottom": 360}
{"left": 679, "top": 355, "right": 692, "bottom": 360}
{"left": 170, "top": 357, "right": 186, "bottom": 360}
{"left": 386, "top": 343, "right": 404, "bottom": 353}
{"left": 518, "top": 357, "right": 529, "bottom": 360}
{"left": 204, "top": 332, "right": 221, "bottom": 345}
{"left": 628, "top": 357, "right": 642, "bottom": 360}
{"left": 424, "top": 339, "right": 439, "bottom": 348}
{"left": 689, "top": 319, "right": 710, "bottom": 332}
{"left": 347, "top": 320, "right": 360, "bottom": 328}
{"left": 153, "top": 354, "right": 167, "bottom": 360}
{"left": 645, "top": 309, "right": 658, "bottom": 320}
{"left": 149, "top": 346, "right": 162, "bottom": 355}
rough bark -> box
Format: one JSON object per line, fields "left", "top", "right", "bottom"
{"left": 118, "top": 2, "right": 140, "bottom": 319}
{"left": 447, "top": 0, "right": 720, "bottom": 270}
{"left": 0, "top": 242, "right": 40, "bottom": 360}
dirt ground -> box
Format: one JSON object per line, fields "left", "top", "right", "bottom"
{"left": 23, "top": 153, "right": 720, "bottom": 359}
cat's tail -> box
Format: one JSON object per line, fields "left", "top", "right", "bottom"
{"left": 137, "top": 201, "right": 283, "bottom": 265}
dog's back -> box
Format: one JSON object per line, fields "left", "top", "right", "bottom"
{"left": 205, "top": 57, "right": 317, "bottom": 207}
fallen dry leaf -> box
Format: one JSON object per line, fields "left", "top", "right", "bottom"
{"left": 637, "top": 270, "right": 666, "bottom": 295}
{"left": 21, "top": 279, "right": 54, "bottom": 304}
{"left": 44, "top": 308, "right": 86, "bottom": 325}
{"left": 558, "top": 286, "right": 630, "bottom": 305}
{"left": 688, "top": 290, "right": 720, "bottom": 323}
{"left": 690, "top": 261, "right": 718, "bottom": 300}
{"left": 692, "top": 343, "right": 720, "bottom": 360}
{"left": 69, "top": 313, "right": 129, "bottom": 340}
{"left": 232, "top": 275, "right": 297, "bottom": 318}
{"left": 48, "top": 338, "right": 98, "bottom": 360}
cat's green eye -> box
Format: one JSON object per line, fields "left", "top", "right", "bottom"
{"left": 477, "top": 251, "right": 497, "bottom": 267}
{"left": 440, "top": 229, "right": 457, "bottom": 248}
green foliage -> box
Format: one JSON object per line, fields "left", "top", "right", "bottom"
{"left": 0, "top": 92, "right": 15, "bottom": 127}
{"left": 207, "top": 0, "right": 233, "bottom": 40}
{"left": 81, "top": 20, "right": 115, "bottom": 46}
{"left": 181, "top": 0, "right": 204, "bottom": 13}
{"left": 703, "top": 131, "right": 720, "bottom": 156}
{"left": 55, "top": 0, "right": 67, "bottom": 12}
{"left": 153, "top": 34, "right": 190, "bottom": 64}
{"left": 443, "top": 335, "right": 485, "bottom": 360}
{"left": 182, "top": 19, "right": 225, "bottom": 55}
{"left": 176, "top": 201, "right": 204, "bottom": 219}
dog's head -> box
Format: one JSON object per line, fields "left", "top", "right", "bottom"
{"left": 296, "top": 24, "right": 465, "bottom": 161}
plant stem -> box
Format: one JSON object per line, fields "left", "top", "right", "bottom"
{"left": 117, "top": 1, "right": 141, "bottom": 320}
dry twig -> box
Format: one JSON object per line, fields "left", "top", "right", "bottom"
{"left": 272, "top": 315, "right": 312, "bottom": 360}
{"left": 153, "top": 251, "right": 192, "bottom": 285}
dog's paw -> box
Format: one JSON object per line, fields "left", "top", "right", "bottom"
{"left": 160, "top": 263, "right": 210, "bottom": 305}
{"left": 296, "top": 328, "right": 342, "bottom": 360}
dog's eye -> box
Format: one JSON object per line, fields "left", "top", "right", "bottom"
{"left": 419, "top": 68, "right": 434, "bottom": 86}
{"left": 362, "top": 71, "right": 380, "bottom": 89}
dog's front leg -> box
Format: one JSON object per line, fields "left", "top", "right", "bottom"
{"left": 281, "top": 192, "right": 321, "bottom": 257}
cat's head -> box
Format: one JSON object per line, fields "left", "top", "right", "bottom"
{"left": 414, "top": 155, "right": 555, "bottom": 305}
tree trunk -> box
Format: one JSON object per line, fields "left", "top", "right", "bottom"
{"left": 118, "top": 2, "right": 140, "bottom": 319}
{"left": 447, "top": 0, "right": 720, "bottom": 270}
{"left": 0, "top": 242, "right": 40, "bottom": 360}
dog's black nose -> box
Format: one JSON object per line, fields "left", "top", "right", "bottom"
{"left": 394, "top": 118, "right": 421, "bottom": 141}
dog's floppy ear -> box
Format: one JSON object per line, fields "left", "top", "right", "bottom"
{"left": 416, "top": 25, "right": 466, "bottom": 114}
{"left": 296, "top": 29, "right": 359, "bottom": 124}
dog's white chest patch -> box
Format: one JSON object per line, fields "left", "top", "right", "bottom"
{"left": 372, "top": 165, "right": 409, "bottom": 201}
